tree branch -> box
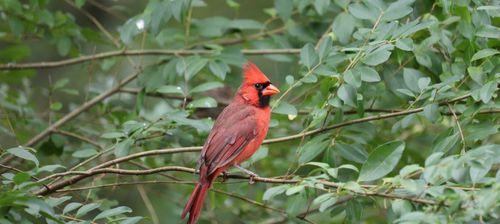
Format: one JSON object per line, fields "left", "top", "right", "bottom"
{"left": 0, "top": 49, "right": 300, "bottom": 70}
{"left": 36, "top": 165, "right": 438, "bottom": 206}
{"left": 25, "top": 71, "right": 141, "bottom": 147}
{"left": 34, "top": 93, "right": 476, "bottom": 195}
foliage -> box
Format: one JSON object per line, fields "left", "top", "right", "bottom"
{"left": 0, "top": 0, "right": 499, "bottom": 223}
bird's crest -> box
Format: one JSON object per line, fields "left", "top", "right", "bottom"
{"left": 243, "top": 62, "right": 270, "bottom": 84}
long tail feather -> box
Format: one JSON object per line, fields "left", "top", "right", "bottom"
{"left": 181, "top": 182, "right": 210, "bottom": 224}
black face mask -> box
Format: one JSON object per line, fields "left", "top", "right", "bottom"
{"left": 254, "top": 82, "right": 271, "bottom": 107}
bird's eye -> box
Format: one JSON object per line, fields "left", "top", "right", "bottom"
{"left": 254, "top": 83, "right": 262, "bottom": 89}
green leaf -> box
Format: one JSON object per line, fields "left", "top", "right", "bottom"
{"left": 63, "top": 202, "right": 82, "bottom": 214}
{"left": 338, "top": 164, "right": 359, "bottom": 173}
{"left": 286, "top": 192, "right": 307, "bottom": 215}
{"left": 403, "top": 68, "right": 423, "bottom": 92}
{"left": 275, "top": 0, "right": 293, "bottom": 21}
{"left": 184, "top": 57, "right": 208, "bottom": 80}
{"left": 300, "top": 43, "right": 319, "bottom": 69}
{"left": 114, "top": 138, "right": 133, "bottom": 158}
{"left": 417, "top": 77, "right": 431, "bottom": 90}
{"left": 334, "top": 143, "right": 368, "bottom": 164}
{"left": 187, "top": 97, "right": 217, "bottom": 108}
{"left": 285, "top": 185, "right": 305, "bottom": 196}
{"left": 313, "top": 193, "right": 334, "bottom": 206}
{"left": 362, "top": 44, "right": 393, "bottom": 66}
{"left": 337, "top": 84, "right": 357, "bottom": 107}
{"left": 304, "top": 162, "right": 330, "bottom": 170}
{"left": 75, "top": 0, "right": 86, "bottom": 8}
{"left": 479, "top": 81, "right": 497, "bottom": 104}
{"left": 395, "top": 38, "right": 414, "bottom": 51}
{"left": 156, "top": 85, "right": 184, "bottom": 95}
{"left": 72, "top": 148, "right": 98, "bottom": 158}
{"left": 431, "top": 132, "right": 459, "bottom": 154}
{"left": 46, "top": 196, "right": 72, "bottom": 207}
{"left": 228, "top": 19, "right": 263, "bottom": 30}
{"left": 13, "top": 172, "right": 30, "bottom": 184}
{"left": 355, "top": 65, "right": 380, "bottom": 82}
{"left": 53, "top": 78, "right": 69, "bottom": 89}
{"left": 467, "top": 66, "right": 484, "bottom": 85}
{"left": 314, "top": 0, "right": 330, "bottom": 15}
{"left": 57, "top": 37, "right": 71, "bottom": 56}
{"left": 37, "top": 164, "right": 66, "bottom": 173}
{"left": 343, "top": 70, "right": 361, "bottom": 88}
{"left": 189, "top": 82, "right": 224, "bottom": 94}
{"left": 273, "top": 102, "right": 297, "bottom": 116}
{"left": 94, "top": 206, "right": 132, "bottom": 220}
{"left": 399, "top": 164, "right": 422, "bottom": 177}
{"left": 208, "top": 60, "right": 230, "bottom": 80}
{"left": 298, "top": 135, "right": 330, "bottom": 164}
{"left": 396, "top": 89, "right": 416, "bottom": 97}
{"left": 50, "top": 102, "right": 63, "bottom": 111}
{"left": 476, "top": 25, "right": 500, "bottom": 39}
{"left": 121, "top": 217, "right": 143, "bottom": 224}
{"left": 346, "top": 200, "right": 363, "bottom": 222}
{"left": 263, "top": 185, "right": 290, "bottom": 201}
{"left": 318, "top": 37, "right": 333, "bottom": 60}
{"left": 349, "top": 3, "right": 379, "bottom": 21}
{"left": 7, "top": 146, "right": 39, "bottom": 167}
{"left": 319, "top": 197, "right": 338, "bottom": 212}
{"left": 358, "top": 140, "right": 405, "bottom": 182}
{"left": 422, "top": 103, "right": 440, "bottom": 122}
{"left": 101, "top": 132, "right": 126, "bottom": 139}
{"left": 332, "top": 12, "right": 356, "bottom": 44}
{"left": 382, "top": 0, "right": 414, "bottom": 21}
{"left": 76, "top": 203, "right": 100, "bottom": 217}
{"left": 471, "top": 48, "right": 499, "bottom": 61}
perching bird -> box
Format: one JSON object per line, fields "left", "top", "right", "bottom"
{"left": 181, "top": 62, "right": 280, "bottom": 224}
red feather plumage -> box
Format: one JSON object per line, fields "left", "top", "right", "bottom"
{"left": 181, "top": 62, "right": 279, "bottom": 224}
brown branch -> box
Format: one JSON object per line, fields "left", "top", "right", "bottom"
{"left": 0, "top": 49, "right": 300, "bottom": 70}
{"left": 190, "top": 26, "right": 287, "bottom": 47}
{"left": 118, "top": 88, "right": 498, "bottom": 117}
{"left": 37, "top": 165, "right": 438, "bottom": 206}
{"left": 24, "top": 71, "right": 141, "bottom": 147}
{"left": 34, "top": 93, "right": 475, "bottom": 195}
{"left": 53, "top": 129, "right": 102, "bottom": 149}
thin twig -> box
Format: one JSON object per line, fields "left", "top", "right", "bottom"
{"left": 188, "top": 26, "right": 287, "bottom": 47}
{"left": 53, "top": 129, "right": 102, "bottom": 149}
{"left": 37, "top": 165, "right": 439, "bottom": 206}
{"left": 447, "top": 103, "right": 466, "bottom": 154}
{"left": 34, "top": 93, "right": 475, "bottom": 195}
{"left": 0, "top": 49, "right": 301, "bottom": 70}
{"left": 24, "top": 70, "right": 141, "bottom": 147}
{"left": 136, "top": 180, "right": 160, "bottom": 224}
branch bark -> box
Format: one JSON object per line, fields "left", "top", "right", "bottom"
{"left": 34, "top": 93, "right": 475, "bottom": 195}
{"left": 0, "top": 49, "right": 300, "bottom": 70}
{"left": 36, "top": 165, "right": 438, "bottom": 206}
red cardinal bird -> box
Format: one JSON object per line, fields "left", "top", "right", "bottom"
{"left": 181, "top": 62, "right": 280, "bottom": 224}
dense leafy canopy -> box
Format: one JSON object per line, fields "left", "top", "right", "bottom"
{"left": 0, "top": 0, "right": 498, "bottom": 223}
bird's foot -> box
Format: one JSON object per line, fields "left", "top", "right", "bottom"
{"left": 221, "top": 171, "right": 229, "bottom": 182}
{"left": 234, "top": 164, "right": 259, "bottom": 184}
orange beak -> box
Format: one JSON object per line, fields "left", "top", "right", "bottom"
{"left": 262, "top": 84, "right": 280, "bottom": 96}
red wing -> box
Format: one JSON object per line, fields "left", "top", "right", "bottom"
{"left": 199, "top": 105, "right": 258, "bottom": 175}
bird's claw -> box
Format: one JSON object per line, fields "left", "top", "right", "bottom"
{"left": 221, "top": 171, "right": 229, "bottom": 182}
{"left": 248, "top": 175, "right": 258, "bottom": 184}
